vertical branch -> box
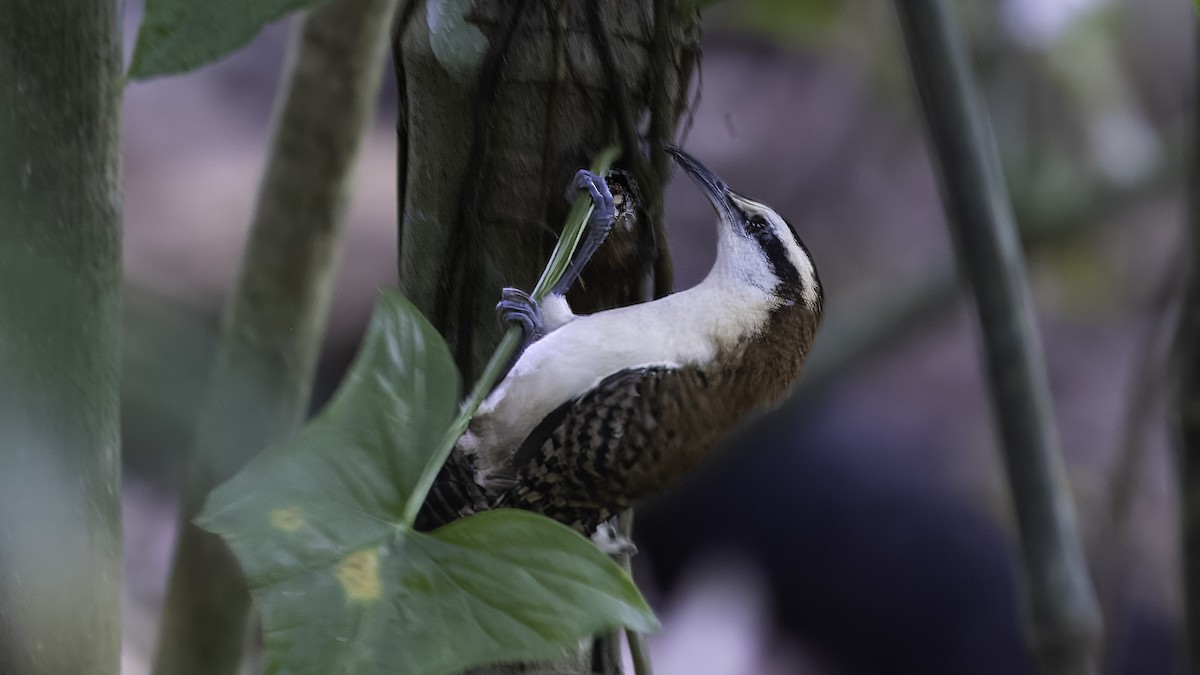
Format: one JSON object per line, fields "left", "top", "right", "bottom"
{"left": 0, "top": 2, "right": 123, "bottom": 674}
{"left": 150, "top": 1, "right": 400, "bottom": 673}
{"left": 396, "top": 2, "right": 699, "bottom": 670}
{"left": 892, "top": 1, "right": 1102, "bottom": 673}
{"left": 1176, "top": 21, "right": 1200, "bottom": 675}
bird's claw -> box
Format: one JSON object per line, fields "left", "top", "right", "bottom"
{"left": 496, "top": 287, "right": 544, "bottom": 343}
{"left": 567, "top": 169, "right": 616, "bottom": 231}
{"left": 552, "top": 170, "right": 616, "bottom": 296}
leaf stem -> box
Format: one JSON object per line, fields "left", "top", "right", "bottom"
{"left": 626, "top": 627, "right": 654, "bottom": 675}
{"left": 401, "top": 145, "right": 621, "bottom": 525}
{"left": 618, "top": 510, "right": 654, "bottom": 675}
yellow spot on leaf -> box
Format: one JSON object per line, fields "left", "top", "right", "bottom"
{"left": 270, "top": 506, "right": 306, "bottom": 532}
{"left": 337, "top": 549, "right": 381, "bottom": 602}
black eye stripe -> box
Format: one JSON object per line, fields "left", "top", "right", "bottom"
{"left": 752, "top": 227, "right": 801, "bottom": 288}
{"left": 735, "top": 202, "right": 814, "bottom": 298}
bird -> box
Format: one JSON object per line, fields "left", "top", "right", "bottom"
{"left": 418, "top": 146, "right": 823, "bottom": 538}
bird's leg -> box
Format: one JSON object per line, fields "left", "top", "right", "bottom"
{"left": 551, "top": 169, "right": 616, "bottom": 297}
{"left": 496, "top": 287, "right": 543, "bottom": 354}
{"left": 491, "top": 288, "right": 543, "bottom": 390}
{"left": 495, "top": 169, "right": 615, "bottom": 363}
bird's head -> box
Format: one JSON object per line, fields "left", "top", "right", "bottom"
{"left": 667, "top": 146, "right": 822, "bottom": 315}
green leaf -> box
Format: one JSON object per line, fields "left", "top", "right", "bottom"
{"left": 198, "top": 290, "right": 657, "bottom": 674}
{"left": 237, "top": 511, "right": 658, "bottom": 674}
{"left": 129, "top": 0, "right": 332, "bottom": 79}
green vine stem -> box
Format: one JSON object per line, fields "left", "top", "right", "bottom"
{"left": 618, "top": 510, "right": 654, "bottom": 675}
{"left": 401, "top": 144, "right": 621, "bottom": 525}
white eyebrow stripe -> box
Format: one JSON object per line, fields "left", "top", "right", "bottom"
{"left": 770, "top": 216, "right": 820, "bottom": 310}
{"left": 730, "top": 193, "right": 821, "bottom": 309}
{"left": 792, "top": 245, "right": 820, "bottom": 309}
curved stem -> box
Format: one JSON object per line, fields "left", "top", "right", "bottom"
{"left": 401, "top": 145, "right": 620, "bottom": 526}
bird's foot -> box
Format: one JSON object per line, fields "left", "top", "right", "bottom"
{"left": 591, "top": 521, "right": 638, "bottom": 557}
{"left": 496, "top": 287, "right": 544, "bottom": 346}
{"left": 552, "top": 170, "right": 616, "bottom": 296}
{"left": 564, "top": 169, "right": 616, "bottom": 230}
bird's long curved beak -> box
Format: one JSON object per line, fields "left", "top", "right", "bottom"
{"left": 666, "top": 146, "right": 738, "bottom": 224}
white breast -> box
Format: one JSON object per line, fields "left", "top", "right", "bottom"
{"left": 460, "top": 277, "right": 773, "bottom": 478}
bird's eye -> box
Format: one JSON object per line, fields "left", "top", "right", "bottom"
{"left": 747, "top": 215, "right": 768, "bottom": 232}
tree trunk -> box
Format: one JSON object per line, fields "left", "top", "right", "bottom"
{"left": 395, "top": 0, "right": 699, "bottom": 379}
{"left": 394, "top": 0, "right": 700, "bottom": 671}
{"left": 0, "top": 3, "right": 124, "bottom": 674}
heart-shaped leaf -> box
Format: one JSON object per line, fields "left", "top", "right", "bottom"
{"left": 198, "top": 290, "right": 657, "bottom": 674}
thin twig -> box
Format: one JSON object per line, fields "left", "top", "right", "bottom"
{"left": 1100, "top": 255, "right": 1184, "bottom": 674}
{"left": 893, "top": 0, "right": 1102, "bottom": 673}
{"left": 1107, "top": 256, "right": 1185, "bottom": 551}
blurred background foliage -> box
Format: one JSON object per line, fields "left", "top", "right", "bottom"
{"left": 119, "top": 0, "right": 1191, "bottom": 673}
